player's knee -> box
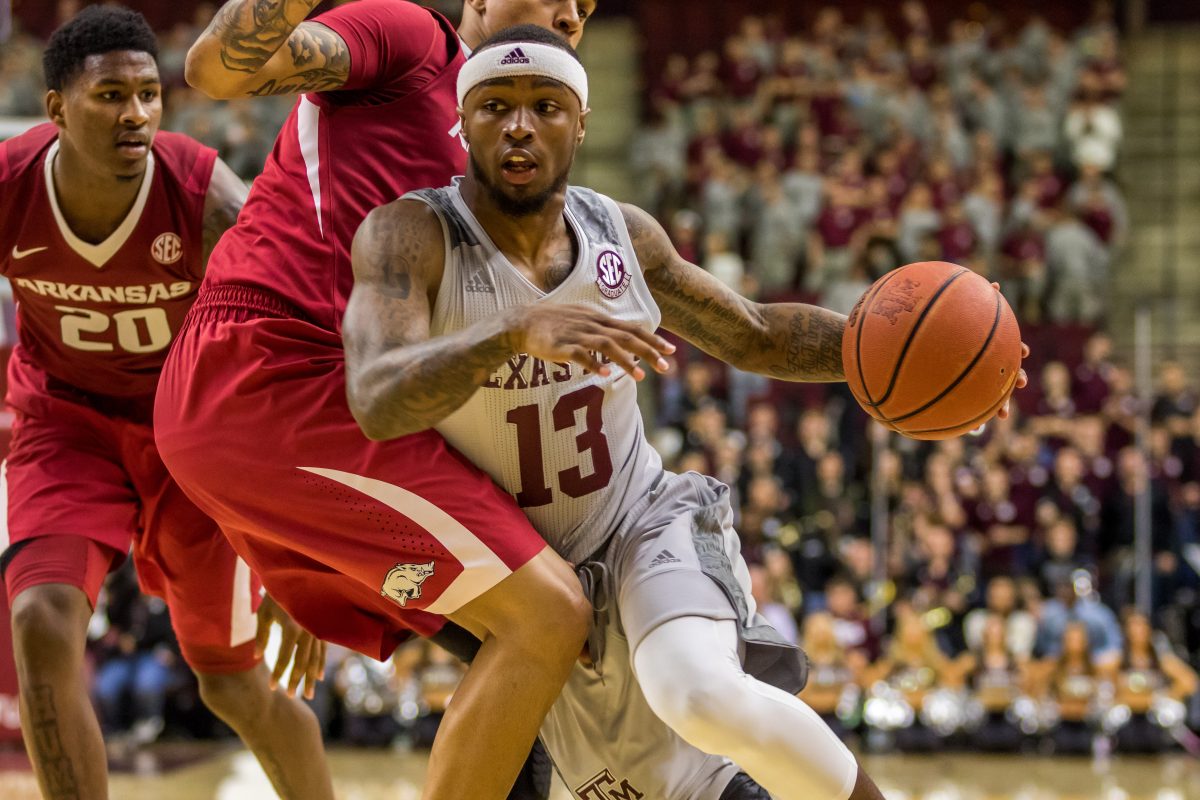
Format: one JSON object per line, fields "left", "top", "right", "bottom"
{"left": 640, "top": 666, "right": 734, "bottom": 749}
{"left": 10, "top": 585, "right": 89, "bottom": 667}
{"left": 196, "top": 669, "right": 266, "bottom": 726}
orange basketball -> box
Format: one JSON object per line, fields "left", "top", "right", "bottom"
{"left": 842, "top": 261, "right": 1022, "bottom": 440}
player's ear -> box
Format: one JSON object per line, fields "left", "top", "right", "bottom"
{"left": 576, "top": 107, "right": 589, "bottom": 145}
{"left": 45, "top": 90, "right": 66, "bottom": 129}
{"left": 465, "top": 0, "right": 487, "bottom": 14}
{"left": 457, "top": 108, "right": 469, "bottom": 147}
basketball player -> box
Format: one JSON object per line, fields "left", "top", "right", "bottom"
{"left": 156, "top": 2, "right": 614, "bottom": 798}
{"left": 0, "top": 8, "right": 334, "bottom": 799}
{"left": 345, "top": 29, "right": 1028, "bottom": 799}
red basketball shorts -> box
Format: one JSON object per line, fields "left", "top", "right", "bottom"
{"left": 1, "top": 372, "right": 259, "bottom": 674}
{"left": 152, "top": 285, "right": 548, "bottom": 661}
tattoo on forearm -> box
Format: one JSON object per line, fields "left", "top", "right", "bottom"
{"left": 768, "top": 307, "right": 845, "bottom": 381}
{"left": 207, "top": 0, "right": 348, "bottom": 94}
{"left": 26, "top": 685, "right": 80, "bottom": 799}
{"left": 624, "top": 203, "right": 845, "bottom": 382}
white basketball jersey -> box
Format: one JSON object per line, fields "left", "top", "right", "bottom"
{"left": 412, "top": 180, "right": 663, "bottom": 563}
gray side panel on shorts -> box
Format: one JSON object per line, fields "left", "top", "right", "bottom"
{"left": 604, "top": 471, "right": 809, "bottom": 695}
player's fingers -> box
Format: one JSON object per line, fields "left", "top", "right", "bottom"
{"left": 304, "top": 639, "right": 324, "bottom": 699}
{"left": 254, "top": 609, "right": 272, "bottom": 660}
{"left": 1020, "top": 342, "right": 1030, "bottom": 359}
{"left": 288, "top": 636, "right": 313, "bottom": 698}
{"left": 272, "top": 627, "right": 299, "bottom": 690}
{"left": 605, "top": 329, "right": 671, "bottom": 373}
{"left": 567, "top": 346, "right": 608, "bottom": 377}
{"left": 1016, "top": 367, "right": 1028, "bottom": 389}
{"left": 595, "top": 316, "right": 676, "bottom": 357}
{"left": 587, "top": 338, "right": 645, "bottom": 381}
{"left": 317, "top": 640, "right": 327, "bottom": 682}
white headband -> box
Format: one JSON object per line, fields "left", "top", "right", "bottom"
{"left": 457, "top": 41, "right": 589, "bottom": 110}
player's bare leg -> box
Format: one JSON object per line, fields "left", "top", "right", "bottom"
{"left": 429, "top": 548, "right": 590, "bottom": 800}
{"left": 11, "top": 583, "right": 108, "bottom": 799}
{"left": 196, "top": 666, "right": 334, "bottom": 800}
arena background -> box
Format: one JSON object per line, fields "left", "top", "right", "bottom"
{"left": 3, "top": 0, "right": 1200, "bottom": 798}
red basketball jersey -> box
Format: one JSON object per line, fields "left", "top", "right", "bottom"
{"left": 0, "top": 124, "right": 215, "bottom": 405}
{"left": 202, "top": 0, "right": 468, "bottom": 331}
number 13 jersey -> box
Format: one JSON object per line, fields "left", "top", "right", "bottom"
{"left": 0, "top": 123, "right": 213, "bottom": 409}
{"left": 415, "top": 180, "right": 663, "bottom": 564}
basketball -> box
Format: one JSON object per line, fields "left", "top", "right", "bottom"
{"left": 843, "top": 261, "right": 1022, "bottom": 440}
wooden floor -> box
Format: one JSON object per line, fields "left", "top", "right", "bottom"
{"left": 1, "top": 746, "right": 1197, "bottom": 799}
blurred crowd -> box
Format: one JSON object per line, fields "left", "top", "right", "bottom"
{"left": 5, "top": 0, "right": 1200, "bottom": 760}
{"left": 632, "top": 1, "right": 1126, "bottom": 327}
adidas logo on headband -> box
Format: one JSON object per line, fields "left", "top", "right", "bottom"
{"left": 499, "top": 48, "right": 532, "bottom": 65}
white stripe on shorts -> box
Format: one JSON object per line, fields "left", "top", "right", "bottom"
{"left": 298, "top": 467, "right": 513, "bottom": 615}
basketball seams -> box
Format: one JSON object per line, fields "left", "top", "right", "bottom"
{"left": 852, "top": 267, "right": 908, "bottom": 411}
{"left": 903, "top": 369, "right": 1018, "bottom": 437}
{"left": 884, "top": 291, "right": 1003, "bottom": 424}
{"left": 870, "top": 267, "right": 969, "bottom": 410}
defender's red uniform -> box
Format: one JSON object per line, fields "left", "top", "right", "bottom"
{"left": 154, "top": 0, "right": 546, "bottom": 658}
{"left": 0, "top": 124, "right": 258, "bottom": 673}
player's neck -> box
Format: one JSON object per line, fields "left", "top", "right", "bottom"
{"left": 463, "top": 179, "right": 570, "bottom": 272}
{"left": 52, "top": 142, "right": 147, "bottom": 244}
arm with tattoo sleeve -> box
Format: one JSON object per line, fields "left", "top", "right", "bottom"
{"left": 346, "top": 202, "right": 674, "bottom": 441}
{"left": 345, "top": 201, "right": 515, "bottom": 441}
{"left": 185, "top": 0, "right": 349, "bottom": 98}
{"left": 201, "top": 157, "right": 248, "bottom": 264}
{"left": 623, "top": 203, "right": 846, "bottom": 382}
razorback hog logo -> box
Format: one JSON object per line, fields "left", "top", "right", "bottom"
{"left": 871, "top": 278, "right": 922, "bottom": 324}
{"left": 380, "top": 561, "right": 435, "bottom": 606}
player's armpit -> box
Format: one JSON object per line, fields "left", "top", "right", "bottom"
{"left": 201, "top": 158, "right": 249, "bottom": 264}
{"left": 623, "top": 203, "right": 846, "bottom": 382}
{"left": 187, "top": 0, "right": 349, "bottom": 98}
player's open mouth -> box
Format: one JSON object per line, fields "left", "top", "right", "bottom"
{"left": 501, "top": 151, "right": 538, "bottom": 185}
{"left": 116, "top": 136, "right": 148, "bottom": 156}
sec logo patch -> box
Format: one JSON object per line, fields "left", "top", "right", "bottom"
{"left": 151, "top": 232, "right": 182, "bottom": 265}
{"left": 596, "top": 250, "right": 629, "bottom": 299}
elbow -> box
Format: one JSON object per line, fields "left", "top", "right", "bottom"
{"left": 184, "top": 43, "right": 242, "bottom": 100}
{"left": 346, "top": 381, "right": 422, "bottom": 442}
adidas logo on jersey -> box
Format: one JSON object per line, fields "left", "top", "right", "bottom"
{"left": 465, "top": 267, "right": 495, "bottom": 293}
{"left": 499, "top": 47, "right": 532, "bottom": 65}
{"left": 648, "top": 549, "right": 681, "bottom": 567}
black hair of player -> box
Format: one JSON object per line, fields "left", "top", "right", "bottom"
{"left": 472, "top": 24, "right": 582, "bottom": 64}
{"left": 43, "top": 5, "right": 159, "bottom": 91}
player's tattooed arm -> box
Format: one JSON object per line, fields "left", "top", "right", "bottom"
{"left": 624, "top": 203, "right": 846, "bottom": 382}
{"left": 186, "top": 0, "right": 349, "bottom": 98}
{"left": 345, "top": 201, "right": 519, "bottom": 440}
{"left": 201, "top": 158, "right": 249, "bottom": 265}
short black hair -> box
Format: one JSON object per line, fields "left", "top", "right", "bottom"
{"left": 473, "top": 24, "right": 582, "bottom": 64}
{"left": 43, "top": 5, "right": 159, "bottom": 91}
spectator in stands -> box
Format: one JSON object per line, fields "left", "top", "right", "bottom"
{"left": 91, "top": 564, "right": 180, "bottom": 745}
{"left": 964, "top": 576, "right": 1037, "bottom": 661}
{"left": 1037, "top": 621, "right": 1106, "bottom": 755}
{"left": 1109, "top": 609, "right": 1198, "bottom": 753}
{"left": 1043, "top": 203, "right": 1108, "bottom": 323}
{"left": 1035, "top": 574, "right": 1122, "bottom": 666}
{"left": 798, "top": 612, "right": 864, "bottom": 741}
{"left": 962, "top": 614, "right": 1032, "bottom": 752}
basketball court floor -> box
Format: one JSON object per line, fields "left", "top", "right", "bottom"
{"left": 1, "top": 746, "right": 1197, "bottom": 799}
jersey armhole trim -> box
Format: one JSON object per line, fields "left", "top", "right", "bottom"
{"left": 402, "top": 194, "right": 454, "bottom": 330}
{"left": 601, "top": 194, "right": 661, "bottom": 332}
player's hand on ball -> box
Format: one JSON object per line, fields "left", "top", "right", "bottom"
{"left": 514, "top": 303, "right": 674, "bottom": 381}
{"left": 256, "top": 594, "right": 327, "bottom": 700}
